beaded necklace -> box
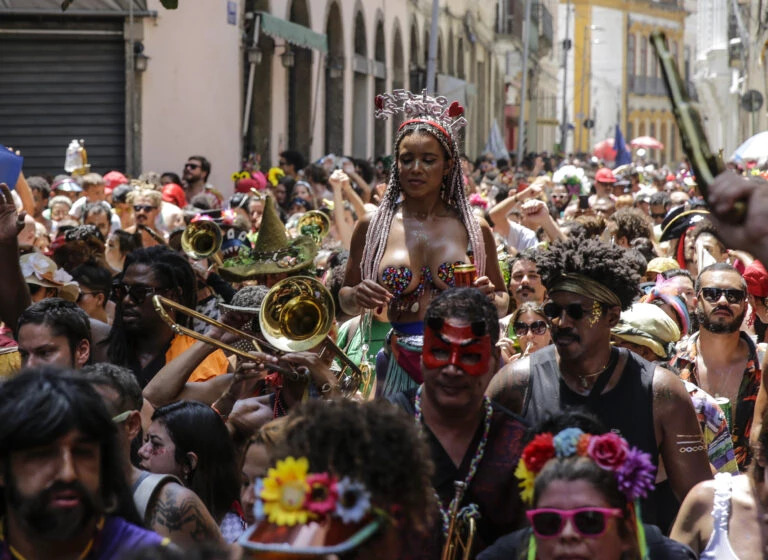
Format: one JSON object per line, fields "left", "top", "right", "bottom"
{"left": 414, "top": 386, "right": 493, "bottom": 536}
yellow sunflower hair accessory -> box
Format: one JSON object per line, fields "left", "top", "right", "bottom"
{"left": 260, "top": 456, "right": 312, "bottom": 526}
{"left": 268, "top": 167, "right": 285, "bottom": 187}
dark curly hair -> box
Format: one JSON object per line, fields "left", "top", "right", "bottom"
{"left": 274, "top": 399, "right": 436, "bottom": 533}
{"left": 573, "top": 214, "right": 606, "bottom": 238}
{"left": 612, "top": 208, "right": 652, "bottom": 244}
{"left": 535, "top": 238, "right": 641, "bottom": 310}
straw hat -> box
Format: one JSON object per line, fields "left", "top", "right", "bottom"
{"left": 20, "top": 252, "right": 80, "bottom": 302}
{"left": 219, "top": 195, "right": 317, "bottom": 281}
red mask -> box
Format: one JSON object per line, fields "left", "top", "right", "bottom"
{"left": 422, "top": 319, "right": 492, "bottom": 376}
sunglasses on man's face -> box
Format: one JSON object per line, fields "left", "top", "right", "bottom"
{"left": 112, "top": 283, "right": 164, "bottom": 305}
{"left": 513, "top": 320, "right": 549, "bottom": 336}
{"left": 184, "top": 162, "right": 200, "bottom": 170}
{"left": 526, "top": 507, "right": 623, "bottom": 539}
{"left": 650, "top": 212, "right": 666, "bottom": 219}
{"left": 543, "top": 301, "right": 596, "bottom": 321}
{"left": 699, "top": 287, "right": 746, "bottom": 304}
{"left": 133, "top": 205, "right": 156, "bottom": 213}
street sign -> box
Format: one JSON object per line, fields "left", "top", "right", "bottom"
{"left": 741, "top": 90, "right": 764, "bottom": 113}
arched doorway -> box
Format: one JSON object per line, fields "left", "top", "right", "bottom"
{"left": 391, "top": 22, "right": 405, "bottom": 142}
{"left": 324, "top": 2, "right": 344, "bottom": 155}
{"left": 245, "top": 0, "right": 273, "bottom": 164}
{"left": 352, "top": 9, "right": 368, "bottom": 158}
{"left": 288, "top": 0, "right": 312, "bottom": 158}
{"left": 373, "top": 17, "right": 386, "bottom": 158}
{"left": 409, "top": 19, "right": 421, "bottom": 91}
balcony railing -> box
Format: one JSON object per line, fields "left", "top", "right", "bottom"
{"left": 496, "top": 0, "right": 542, "bottom": 54}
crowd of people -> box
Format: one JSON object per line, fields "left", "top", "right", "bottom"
{"left": 3, "top": 87, "right": 768, "bottom": 559}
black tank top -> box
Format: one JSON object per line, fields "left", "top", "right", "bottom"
{"left": 523, "top": 345, "right": 668, "bottom": 527}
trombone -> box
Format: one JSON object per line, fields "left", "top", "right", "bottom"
{"left": 152, "top": 276, "right": 371, "bottom": 396}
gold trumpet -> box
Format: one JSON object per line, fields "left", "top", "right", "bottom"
{"left": 296, "top": 210, "right": 330, "bottom": 244}
{"left": 181, "top": 220, "right": 223, "bottom": 265}
{"left": 441, "top": 482, "right": 477, "bottom": 560}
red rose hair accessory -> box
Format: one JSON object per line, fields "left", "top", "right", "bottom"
{"left": 374, "top": 89, "right": 468, "bottom": 139}
{"left": 515, "top": 428, "right": 656, "bottom": 506}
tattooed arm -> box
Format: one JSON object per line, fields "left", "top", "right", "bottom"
{"left": 653, "top": 366, "right": 713, "bottom": 501}
{"left": 147, "top": 481, "right": 223, "bottom": 548}
{"left": 485, "top": 357, "right": 531, "bottom": 414}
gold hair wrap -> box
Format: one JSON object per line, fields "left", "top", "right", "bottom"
{"left": 549, "top": 273, "right": 621, "bottom": 308}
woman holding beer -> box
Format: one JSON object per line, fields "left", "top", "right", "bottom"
{"left": 339, "top": 90, "right": 507, "bottom": 395}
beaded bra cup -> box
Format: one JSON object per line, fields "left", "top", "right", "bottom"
{"left": 381, "top": 261, "right": 465, "bottom": 313}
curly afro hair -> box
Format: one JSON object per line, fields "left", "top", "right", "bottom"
{"left": 275, "top": 399, "right": 436, "bottom": 533}
{"left": 535, "top": 238, "right": 641, "bottom": 310}
{"left": 612, "top": 208, "right": 652, "bottom": 243}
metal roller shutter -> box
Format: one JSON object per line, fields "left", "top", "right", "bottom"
{"left": 0, "top": 32, "right": 126, "bottom": 177}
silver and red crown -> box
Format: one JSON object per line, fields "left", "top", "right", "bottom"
{"left": 374, "top": 89, "right": 467, "bottom": 138}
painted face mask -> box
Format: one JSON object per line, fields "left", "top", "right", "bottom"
{"left": 422, "top": 318, "right": 492, "bottom": 376}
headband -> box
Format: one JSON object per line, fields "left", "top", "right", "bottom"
{"left": 549, "top": 273, "right": 622, "bottom": 308}
{"left": 398, "top": 118, "right": 451, "bottom": 141}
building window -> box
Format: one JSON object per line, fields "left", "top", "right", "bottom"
{"left": 640, "top": 37, "right": 647, "bottom": 76}
{"left": 627, "top": 34, "right": 635, "bottom": 90}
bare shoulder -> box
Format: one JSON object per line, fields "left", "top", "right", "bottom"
{"left": 671, "top": 477, "right": 716, "bottom": 546}
{"left": 149, "top": 480, "right": 221, "bottom": 545}
{"left": 652, "top": 365, "right": 689, "bottom": 403}
{"left": 487, "top": 357, "right": 532, "bottom": 414}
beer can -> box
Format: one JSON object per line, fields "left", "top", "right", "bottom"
{"left": 454, "top": 264, "right": 477, "bottom": 288}
{"left": 715, "top": 397, "right": 732, "bottom": 430}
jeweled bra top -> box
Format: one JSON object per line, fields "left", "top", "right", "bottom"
{"left": 380, "top": 261, "right": 466, "bottom": 313}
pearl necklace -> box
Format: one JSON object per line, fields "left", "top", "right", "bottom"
{"left": 414, "top": 386, "right": 493, "bottom": 536}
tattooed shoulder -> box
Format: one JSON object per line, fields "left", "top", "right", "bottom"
{"left": 148, "top": 482, "right": 221, "bottom": 544}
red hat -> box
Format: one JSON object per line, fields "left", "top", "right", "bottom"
{"left": 744, "top": 260, "right": 768, "bottom": 298}
{"left": 235, "top": 171, "right": 268, "bottom": 194}
{"left": 595, "top": 167, "right": 617, "bottom": 183}
{"left": 162, "top": 183, "right": 187, "bottom": 208}
{"left": 103, "top": 170, "right": 128, "bottom": 194}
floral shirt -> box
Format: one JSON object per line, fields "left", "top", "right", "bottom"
{"left": 672, "top": 332, "right": 761, "bottom": 470}
{"left": 683, "top": 381, "right": 738, "bottom": 474}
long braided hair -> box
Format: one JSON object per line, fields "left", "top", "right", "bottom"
{"left": 360, "top": 122, "right": 485, "bottom": 283}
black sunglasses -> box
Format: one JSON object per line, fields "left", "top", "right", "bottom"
{"left": 513, "top": 320, "right": 548, "bottom": 336}
{"left": 184, "top": 162, "right": 200, "bottom": 169}
{"left": 543, "top": 301, "right": 596, "bottom": 321}
{"left": 650, "top": 212, "right": 666, "bottom": 219}
{"left": 699, "top": 287, "right": 745, "bottom": 304}
{"left": 133, "top": 204, "right": 156, "bottom": 213}
{"left": 112, "top": 283, "right": 164, "bottom": 305}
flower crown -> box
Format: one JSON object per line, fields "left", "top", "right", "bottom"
{"left": 514, "top": 429, "right": 656, "bottom": 505}
{"left": 374, "top": 89, "right": 467, "bottom": 139}
{"left": 256, "top": 456, "right": 376, "bottom": 527}
{"left": 551, "top": 165, "right": 591, "bottom": 195}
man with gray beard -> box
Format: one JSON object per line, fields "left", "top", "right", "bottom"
{"left": 672, "top": 262, "right": 760, "bottom": 471}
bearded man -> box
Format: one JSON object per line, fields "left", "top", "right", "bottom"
{"left": 672, "top": 262, "right": 759, "bottom": 470}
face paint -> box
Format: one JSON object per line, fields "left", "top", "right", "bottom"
{"left": 422, "top": 320, "right": 492, "bottom": 376}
